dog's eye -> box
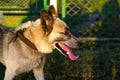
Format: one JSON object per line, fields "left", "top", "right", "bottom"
{"left": 59, "top": 31, "right": 69, "bottom": 35}
{"left": 64, "top": 31, "right": 69, "bottom": 35}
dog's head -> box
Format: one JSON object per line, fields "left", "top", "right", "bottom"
{"left": 39, "top": 5, "right": 82, "bottom": 60}
{"left": 16, "top": 5, "right": 82, "bottom": 60}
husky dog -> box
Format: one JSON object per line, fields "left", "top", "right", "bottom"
{"left": 0, "top": 5, "right": 82, "bottom": 80}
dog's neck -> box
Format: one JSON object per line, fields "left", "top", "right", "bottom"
{"left": 16, "top": 29, "right": 38, "bottom": 51}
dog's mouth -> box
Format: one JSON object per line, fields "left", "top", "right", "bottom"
{"left": 55, "top": 43, "right": 79, "bottom": 60}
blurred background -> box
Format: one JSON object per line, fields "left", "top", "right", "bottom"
{"left": 0, "top": 0, "right": 120, "bottom": 80}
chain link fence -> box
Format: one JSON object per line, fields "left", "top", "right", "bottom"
{"left": 65, "top": 0, "right": 120, "bottom": 37}
{"left": 0, "top": 0, "right": 43, "bottom": 27}
{"left": 0, "top": 0, "right": 29, "bottom": 9}
{"left": 66, "top": 0, "right": 92, "bottom": 17}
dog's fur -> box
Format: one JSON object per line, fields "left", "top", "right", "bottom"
{"left": 0, "top": 5, "right": 82, "bottom": 80}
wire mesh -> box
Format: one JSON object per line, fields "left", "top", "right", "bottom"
{"left": 0, "top": 0, "right": 29, "bottom": 9}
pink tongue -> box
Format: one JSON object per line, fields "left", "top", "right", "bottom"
{"left": 59, "top": 43, "right": 79, "bottom": 60}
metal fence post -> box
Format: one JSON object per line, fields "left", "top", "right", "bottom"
{"left": 62, "top": 0, "right": 66, "bottom": 19}
{"left": 43, "top": 0, "right": 48, "bottom": 10}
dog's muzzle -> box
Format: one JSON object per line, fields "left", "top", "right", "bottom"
{"left": 55, "top": 42, "right": 79, "bottom": 60}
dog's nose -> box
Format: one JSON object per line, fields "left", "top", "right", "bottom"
{"left": 78, "top": 42, "right": 82, "bottom": 47}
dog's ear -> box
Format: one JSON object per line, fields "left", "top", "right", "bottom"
{"left": 41, "top": 10, "right": 53, "bottom": 33}
{"left": 48, "top": 5, "right": 58, "bottom": 17}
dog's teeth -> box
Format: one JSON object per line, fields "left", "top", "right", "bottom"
{"left": 58, "top": 43, "right": 61, "bottom": 46}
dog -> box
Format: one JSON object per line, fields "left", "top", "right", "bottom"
{"left": 0, "top": 5, "right": 82, "bottom": 80}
